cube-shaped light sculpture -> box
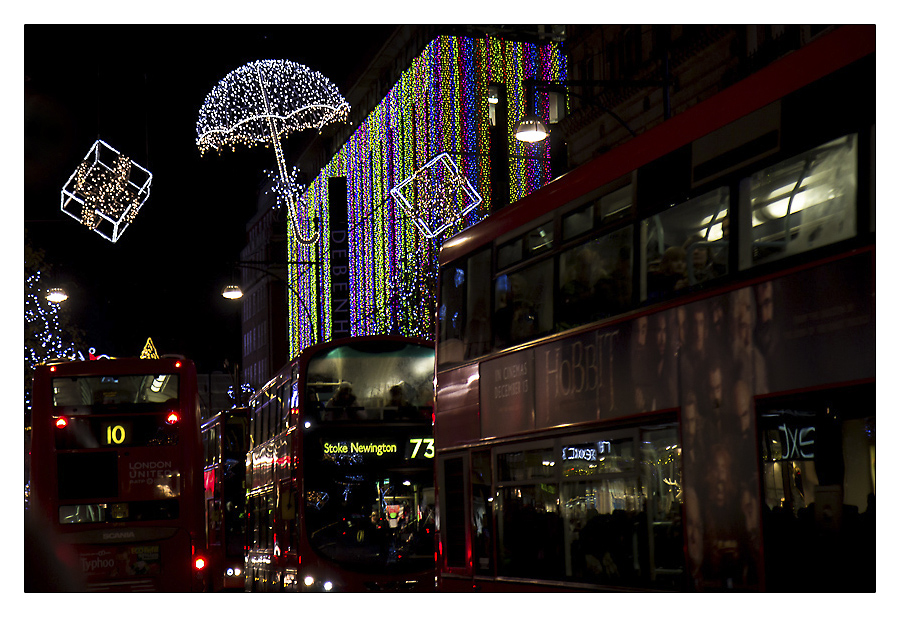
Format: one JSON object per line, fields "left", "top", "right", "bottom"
{"left": 389, "top": 152, "right": 482, "bottom": 239}
{"left": 60, "top": 139, "right": 153, "bottom": 243}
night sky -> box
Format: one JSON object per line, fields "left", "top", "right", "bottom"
{"left": 24, "top": 24, "right": 397, "bottom": 374}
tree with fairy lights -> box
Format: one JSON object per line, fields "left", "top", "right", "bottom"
{"left": 24, "top": 232, "right": 84, "bottom": 424}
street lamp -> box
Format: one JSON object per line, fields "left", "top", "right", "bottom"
{"left": 514, "top": 114, "right": 551, "bottom": 143}
{"left": 46, "top": 288, "right": 68, "bottom": 303}
{"left": 221, "top": 285, "right": 243, "bottom": 300}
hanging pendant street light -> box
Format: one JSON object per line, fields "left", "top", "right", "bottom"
{"left": 514, "top": 113, "right": 551, "bottom": 143}
{"left": 221, "top": 285, "right": 243, "bottom": 300}
{"left": 46, "top": 288, "right": 68, "bottom": 303}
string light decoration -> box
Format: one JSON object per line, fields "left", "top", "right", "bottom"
{"left": 263, "top": 166, "right": 305, "bottom": 211}
{"left": 60, "top": 139, "right": 153, "bottom": 243}
{"left": 196, "top": 59, "right": 350, "bottom": 243}
{"left": 25, "top": 261, "right": 81, "bottom": 412}
{"left": 289, "top": 35, "right": 565, "bottom": 354}
{"left": 389, "top": 152, "right": 483, "bottom": 239}
{"left": 140, "top": 337, "right": 159, "bottom": 359}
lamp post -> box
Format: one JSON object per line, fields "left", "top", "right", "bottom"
{"left": 222, "top": 261, "right": 319, "bottom": 382}
{"left": 221, "top": 260, "right": 317, "bottom": 302}
{"left": 222, "top": 261, "right": 319, "bottom": 334}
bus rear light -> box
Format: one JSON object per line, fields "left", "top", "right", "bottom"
{"left": 166, "top": 411, "right": 181, "bottom": 425}
{"left": 55, "top": 417, "right": 68, "bottom": 429}
{"left": 194, "top": 556, "right": 207, "bottom": 571}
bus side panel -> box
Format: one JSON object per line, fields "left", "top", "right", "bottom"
{"left": 435, "top": 364, "right": 480, "bottom": 449}
{"left": 679, "top": 252, "right": 874, "bottom": 591}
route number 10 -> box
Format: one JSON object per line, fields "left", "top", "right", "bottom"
{"left": 106, "top": 424, "right": 127, "bottom": 445}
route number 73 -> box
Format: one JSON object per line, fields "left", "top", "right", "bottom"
{"left": 409, "top": 438, "right": 435, "bottom": 459}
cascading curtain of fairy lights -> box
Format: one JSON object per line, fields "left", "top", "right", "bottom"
{"left": 290, "top": 35, "right": 565, "bottom": 355}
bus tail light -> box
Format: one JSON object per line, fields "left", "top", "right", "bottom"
{"left": 55, "top": 417, "right": 68, "bottom": 429}
{"left": 194, "top": 556, "right": 207, "bottom": 571}
{"left": 166, "top": 411, "right": 181, "bottom": 425}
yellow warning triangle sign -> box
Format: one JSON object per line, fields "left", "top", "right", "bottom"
{"left": 140, "top": 337, "right": 159, "bottom": 359}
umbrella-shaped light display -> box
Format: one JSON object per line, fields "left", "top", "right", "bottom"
{"left": 196, "top": 59, "right": 350, "bottom": 243}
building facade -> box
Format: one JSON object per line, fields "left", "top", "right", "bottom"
{"left": 288, "top": 33, "right": 566, "bottom": 354}
{"left": 238, "top": 179, "right": 290, "bottom": 392}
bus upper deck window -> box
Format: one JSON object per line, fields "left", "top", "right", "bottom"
{"left": 740, "top": 133, "right": 858, "bottom": 270}
{"left": 641, "top": 187, "right": 730, "bottom": 303}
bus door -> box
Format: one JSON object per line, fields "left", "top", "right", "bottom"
{"left": 436, "top": 449, "right": 494, "bottom": 589}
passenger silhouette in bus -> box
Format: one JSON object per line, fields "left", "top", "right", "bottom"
{"left": 323, "top": 382, "right": 358, "bottom": 420}
{"left": 559, "top": 246, "right": 599, "bottom": 327}
{"left": 494, "top": 274, "right": 536, "bottom": 346}
{"left": 647, "top": 246, "right": 687, "bottom": 301}
{"left": 385, "top": 384, "right": 417, "bottom": 421}
{"left": 465, "top": 298, "right": 491, "bottom": 358}
{"left": 684, "top": 234, "right": 716, "bottom": 285}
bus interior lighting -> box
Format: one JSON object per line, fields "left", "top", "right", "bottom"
{"left": 150, "top": 374, "right": 168, "bottom": 393}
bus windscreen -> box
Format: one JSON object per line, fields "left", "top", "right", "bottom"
{"left": 52, "top": 373, "right": 180, "bottom": 409}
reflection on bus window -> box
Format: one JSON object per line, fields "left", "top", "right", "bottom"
{"left": 641, "top": 187, "right": 729, "bottom": 303}
{"left": 463, "top": 249, "right": 492, "bottom": 360}
{"left": 740, "top": 134, "right": 857, "bottom": 269}
{"left": 438, "top": 263, "right": 466, "bottom": 365}
{"left": 557, "top": 226, "right": 633, "bottom": 330}
{"left": 494, "top": 260, "right": 553, "bottom": 348}
{"left": 492, "top": 426, "right": 683, "bottom": 588}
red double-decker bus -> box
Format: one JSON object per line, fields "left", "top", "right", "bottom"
{"left": 201, "top": 406, "right": 250, "bottom": 591}
{"left": 244, "top": 336, "right": 436, "bottom": 592}
{"left": 30, "top": 356, "right": 208, "bottom": 592}
{"left": 434, "top": 25, "right": 874, "bottom": 592}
